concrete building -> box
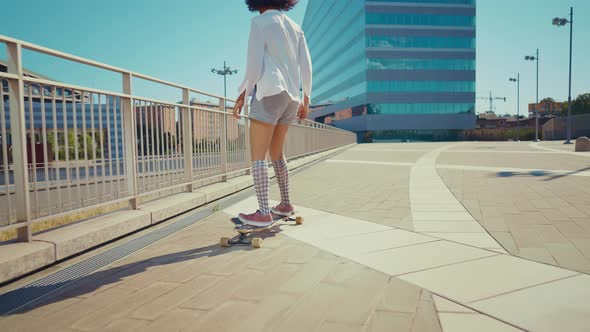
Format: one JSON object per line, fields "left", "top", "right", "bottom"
{"left": 1, "top": 62, "right": 122, "bottom": 162}
{"left": 189, "top": 100, "right": 239, "bottom": 143}
{"left": 303, "top": 0, "right": 476, "bottom": 142}
{"left": 528, "top": 101, "right": 565, "bottom": 116}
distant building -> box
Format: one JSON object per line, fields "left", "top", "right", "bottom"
{"left": 1, "top": 62, "right": 121, "bottom": 161}
{"left": 476, "top": 116, "right": 511, "bottom": 129}
{"left": 478, "top": 111, "right": 498, "bottom": 120}
{"left": 135, "top": 104, "right": 177, "bottom": 136}
{"left": 303, "top": 0, "right": 476, "bottom": 142}
{"left": 189, "top": 100, "right": 239, "bottom": 142}
{"left": 528, "top": 101, "right": 564, "bottom": 116}
{"left": 476, "top": 114, "right": 537, "bottom": 129}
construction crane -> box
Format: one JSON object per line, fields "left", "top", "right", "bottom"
{"left": 477, "top": 91, "right": 506, "bottom": 114}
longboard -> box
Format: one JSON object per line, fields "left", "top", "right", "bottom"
{"left": 220, "top": 215, "right": 303, "bottom": 248}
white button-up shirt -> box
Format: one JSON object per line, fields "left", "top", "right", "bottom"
{"left": 237, "top": 9, "right": 312, "bottom": 103}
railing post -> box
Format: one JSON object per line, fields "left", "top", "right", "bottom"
{"left": 122, "top": 72, "right": 138, "bottom": 209}
{"left": 219, "top": 98, "right": 228, "bottom": 181}
{"left": 6, "top": 42, "right": 31, "bottom": 242}
{"left": 244, "top": 102, "right": 251, "bottom": 175}
{"left": 182, "top": 88, "right": 194, "bottom": 191}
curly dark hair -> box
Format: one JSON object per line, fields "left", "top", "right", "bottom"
{"left": 245, "top": 0, "right": 299, "bottom": 12}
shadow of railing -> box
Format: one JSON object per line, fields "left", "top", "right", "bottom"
{"left": 495, "top": 166, "right": 590, "bottom": 181}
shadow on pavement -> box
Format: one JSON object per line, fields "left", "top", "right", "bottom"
{"left": 0, "top": 220, "right": 301, "bottom": 317}
{"left": 494, "top": 166, "right": 590, "bottom": 181}
{"left": 542, "top": 166, "right": 590, "bottom": 181}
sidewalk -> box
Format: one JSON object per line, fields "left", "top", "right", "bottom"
{"left": 2, "top": 141, "right": 589, "bottom": 331}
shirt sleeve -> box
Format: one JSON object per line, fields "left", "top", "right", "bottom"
{"left": 298, "top": 31, "right": 313, "bottom": 100}
{"left": 237, "top": 20, "right": 265, "bottom": 99}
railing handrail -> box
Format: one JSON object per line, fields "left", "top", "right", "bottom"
{"left": 0, "top": 35, "right": 230, "bottom": 102}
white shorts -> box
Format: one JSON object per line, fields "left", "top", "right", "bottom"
{"left": 249, "top": 89, "right": 299, "bottom": 125}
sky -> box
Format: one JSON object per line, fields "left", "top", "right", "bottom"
{"left": 1, "top": 0, "right": 588, "bottom": 115}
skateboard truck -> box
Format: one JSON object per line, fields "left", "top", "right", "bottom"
{"left": 220, "top": 216, "right": 303, "bottom": 249}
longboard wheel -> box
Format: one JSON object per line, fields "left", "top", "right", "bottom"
{"left": 220, "top": 237, "right": 230, "bottom": 247}
{"left": 252, "top": 238, "right": 263, "bottom": 248}
{"left": 295, "top": 216, "right": 304, "bottom": 225}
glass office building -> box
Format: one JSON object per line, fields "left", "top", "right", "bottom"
{"left": 303, "top": 0, "right": 476, "bottom": 142}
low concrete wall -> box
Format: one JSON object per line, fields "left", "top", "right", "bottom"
{"left": 0, "top": 145, "right": 354, "bottom": 284}
{"left": 542, "top": 115, "right": 590, "bottom": 140}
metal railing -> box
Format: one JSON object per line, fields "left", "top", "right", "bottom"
{"left": 0, "top": 35, "right": 356, "bottom": 242}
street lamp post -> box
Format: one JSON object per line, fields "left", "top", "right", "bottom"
{"left": 553, "top": 7, "right": 574, "bottom": 144}
{"left": 509, "top": 74, "right": 520, "bottom": 141}
{"left": 525, "top": 49, "right": 540, "bottom": 142}
{"left": 211, "top": 61, "right": 239, "bottom": 108}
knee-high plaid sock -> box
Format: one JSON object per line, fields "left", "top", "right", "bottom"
{"left": 272, "top": 159, "right": 290, "bottom": 206}
{"left": 251, "top": 160, "right": 270, "bottom": 215}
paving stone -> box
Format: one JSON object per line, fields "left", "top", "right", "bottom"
{"left": 60, "top": 263, "right": 146, "bottom": 299}
{"left": 322, "top": 268, "right": 389, "bottom": 325}
{"left": 357, "top": 241, "right": 496, "bottom": 276}
{"left": 23, "top": 296, "right": 82, "bottom": 319}
{"left": 539, "top": 209, "right": 571, "bottom": 222}
{"left": 519, "top": 247, "right": 556, "bottom": 265}
{"left": 101, "top": 318, "right": 150, "bottom": 332}
{"left": 472, "top": 274, "right": 590, "bottom": 332}
{"left": 132, "top": 274, "right": 222, "bottom": 320}
{"left": 438, "top": 313, "right": 523, "bottom": 332}
{"left": 274, "top": 283, "right": 348, "bottom": 331}
{"left": 142, "top": 308, "right": 204, "bottom": 332}
{"left": 192, "top": 300, "right": 257, "bottom": 331}
{"left": 366, "top": 311, "right": 414, "bottom": 332}
{"left": 432, "top": 295, "right": 474, "bottom": 313}
{"left": 545, "top": 243, "right": 590, "bottom": 273}
{"left": 570, "top": 237, "right": 590, "bottom": 259}
{"left": 32, "top": 286, "right": 134, "bottom": 331}
{"left": 179, "top": 270, "right": 251, "bottom": 311}
{"left": 235, "top": 293, "right": 303, "bottom": 331}
{"left": 232, "top": 263, "right": 300, "bottom": 302}
{"left": 554, "top": 222, "right": 590, "bottom": 238}
{"left": 72, "top": 282, "right": 179, "bottom": 330}
{"left": 482, "top": 218, "right": 510, "bottom": 232}
{"left": 399, "top": 254, "right": 576, "bottom": 303}
{"left": 514, "top": 199, "right": 538, "bottom": 212}
{"left": 412, "top": 290, "right": 443, "bottom": 332}
{"left": 280, "top": 256, "right": 339, "bottom": 294}
{"left": 317, "top": 321, "right": 364, "bottom": 332}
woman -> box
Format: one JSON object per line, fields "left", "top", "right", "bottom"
{"left": 233, "top": 0, "right": 312, "bottom": 227}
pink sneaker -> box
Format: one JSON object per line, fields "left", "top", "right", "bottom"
{"left": 271, "top": 203, "right": 295, "bottom": 217}
{"left": 238, "top": 210, "right": 273, "bottom": 227}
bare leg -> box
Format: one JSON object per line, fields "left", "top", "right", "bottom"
{"left": 269, "top": 124, "right": 289, "bottom": 161}
{"left": 250, "top": 119, "right": 275, "bottom": 161}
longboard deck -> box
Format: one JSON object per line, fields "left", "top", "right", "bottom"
{"left": 221, "top": 215, "right": 303, "bottom": 248}
{"left": 231, "top": 217, "right": 286, "bottom": 234}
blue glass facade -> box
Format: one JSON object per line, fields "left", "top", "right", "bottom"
{"left": 303, "top": 0, "right": 476, "bottom": 141}
{"left": 303, "top": 0, "right": 366, "bottom": 106}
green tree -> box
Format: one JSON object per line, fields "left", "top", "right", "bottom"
{"left": 83, "top": 134, "right": 97, "bottom": 159}
{"left": 45, "top": 131, "right": 101, "bottom": 160}
{"left": 67, "top": 131, "right": 77, "bottom": 159}
{"left": 540, "top": 97, "right": 555, "bottom": 103}
{"left": 47, "top": 132, "right": 57, "bottom": 157}
{"left": 572, "top": 93, "right": 590, "bottom": 115}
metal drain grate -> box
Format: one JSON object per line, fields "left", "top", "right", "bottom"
{"left": 0, "top": 148, "right": 348, "bottom": 316}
